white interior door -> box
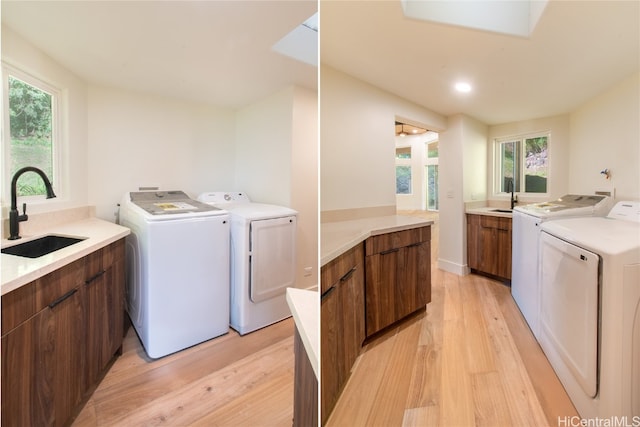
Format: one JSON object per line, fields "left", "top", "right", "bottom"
{"left": 540, "top": 231, "right": 599, "bottom": 398}
{"left": 250, "top": 216, "right": 296, "bottom": 303}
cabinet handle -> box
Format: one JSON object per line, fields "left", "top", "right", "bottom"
{"left": 321, "top": 286, "right": 336, "bottom": 301}
{"left": 340, "top": 267, "right": 357, "bottom": 283}
{"left": 380, "top": 248, "right": 400, "bottom": 255}
{"left": 49, "top": 288, "right": 78, "bottom": 309}
{"left": 407, "top": 242, "right": 422, "bottom": 248}
{"left": 85, "top": 269, "right": 106, "bottom": 285}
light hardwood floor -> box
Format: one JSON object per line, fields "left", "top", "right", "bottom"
{"left": 72, "top": 318, "right": 296, "bottom": 426}
{"left": 327, "top": 211, "right": 578, "bottom": 426}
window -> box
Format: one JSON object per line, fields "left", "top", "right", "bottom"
{"left": 425, "top": 140, "right": 439, "bottom": 210}
{"left": 3, "top": 66, "right": 59, "bottom": 198}
{"left": 495, "top": 133, "right": 548, "bottom": 194}
{"left": 396, "top": 146, "right": 412, "bottom": 194}
{"left": 396, "top": 166, "right": 411, "bottom": 194}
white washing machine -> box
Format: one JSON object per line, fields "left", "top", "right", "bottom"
{"left": 539, "top": 201, "right": 640, "bottom": 419}
{"left": 119, "top": 191, "right": 230, "bottom": 358}
{"left": 198, "top": 192, "right": 297, "bottom": 335}
{"left": 511, "top": 194, "right": 611, "bottom": 338}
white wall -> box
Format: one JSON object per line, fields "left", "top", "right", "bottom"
{"left": 462, "top": 116, "right": 488, "bottom": 203}
{"left": 87, "top": 85, "right": 236, "bottom": 220}
{"left": 235, "top": 85, "right": 318, "bottom": 289}
{"left": 235, "top": 87, "right": 293, "bottom": 206}
{"left": 488, "top": 114, "right": 571, "bottom": 203}
{"left": 438, "top": 114, "right": 487, "bottom": 275}
{"left": 291, "top": 86, "right": 319, "bottom": 289}
{"left": 321, "top": 65, "right": 446, "bottom": 215}
{"left": 1, "top": 26, "right": 88, "bottom": 218}
{"left": 569, "top": 72, "right": 640, "bottom": 200}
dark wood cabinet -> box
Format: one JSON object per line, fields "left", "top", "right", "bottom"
{"left": 293, "top": 327, "right": 318, "bottom": 427}
{"left": 364, "top": 227, "right": 431, "bottom": 337}
{"left": 320, "top": 243, "right": 365, "bottom": 425}
{"left": 84, "top": 240, "right": 125, "bottom": 388}
{"left": 1, "top": 239, "right": 125, "bottom": 427}
{"left": 467, "top": 214, "right": 512, "bottom": 281}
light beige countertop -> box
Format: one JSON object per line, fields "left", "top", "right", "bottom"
{"left": 1, "top": 217, "right": 130, "bottom": 295}
{"left": 286, "top": 287, "right": 318, "bottom": 378}
{"left": 321, "top": 215, "right": 434, "bottom": 266}
{"left": 465, "top": 206, "right": 513, "bottom": 218}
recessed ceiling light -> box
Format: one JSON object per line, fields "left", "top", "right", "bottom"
{"left": 454, "top": 82, "right": 472, "bottom": 93}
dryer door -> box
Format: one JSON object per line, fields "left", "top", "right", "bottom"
{"left": 540, "top": 231, "right": 599, "bottom": 398}
{"left": 249, "top": 216, "right": 297, "bottom": 303}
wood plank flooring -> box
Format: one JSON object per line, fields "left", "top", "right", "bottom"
{"left": 327, "top": 211, "right": 578, "bottom": 426}
{"left": 72, "top": 318, "right": 296, "bottom": 426}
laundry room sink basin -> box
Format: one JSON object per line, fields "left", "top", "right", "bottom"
{"left": 491, "top": 209, "right": 513, "bottom": 213}
{"left": 2, "top": 235, "right": 86, "bottom": 258}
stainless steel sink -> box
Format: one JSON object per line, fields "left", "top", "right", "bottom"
{"left": 2, "top": 235, "right": 86, "bottom": 258}
{"left": 491, "top": 209, "right": 513, "bottom": 213}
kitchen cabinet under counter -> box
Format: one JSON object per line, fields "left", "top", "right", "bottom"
{"left": 1, "top": 212, "right": 130, "bottom": 426}
{"left": 466, "top": 212, "right": 513, "bottom": 281}
{"left": 2, "top": 238, "right": 126, "bottom": 426}
{"left": 364, "top": 226, "right": 431, "bottom": 337}
{"left": 320, "top": 215, "right": 433, "bottom": 424}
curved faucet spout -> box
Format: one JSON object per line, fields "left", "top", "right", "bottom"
{"left": 8, "top": 166, "right": 56, "bottom": 240}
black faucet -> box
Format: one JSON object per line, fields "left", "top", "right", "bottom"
{"left": 9, "top": 166, "right": 56, "bottom": 240}
{"left": 509, "top": 179, "right": 518, "bottom": 210}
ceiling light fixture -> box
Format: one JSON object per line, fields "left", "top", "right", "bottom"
{"left": 454, "top": 82, "right": 472, "bottom": 93}
{"left": 395, "top": 121, "right": 428, "bottom": 137}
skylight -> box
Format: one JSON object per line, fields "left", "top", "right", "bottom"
{"left": 272, "top": 12, "right": 318, "bottom": 67}
{"left": 400, "top": 0, "right": 548, "bottom": 38}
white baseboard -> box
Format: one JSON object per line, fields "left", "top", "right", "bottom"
{"left": 437, "top": 258, "right": 470, "bottom": 276}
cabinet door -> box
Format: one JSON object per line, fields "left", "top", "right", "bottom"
{"left": 365, "top": 248, "right": 399, "bottom": 336}
{"left": 466, "top": 215, "right": 480, "bottom": 270}
{"left": 1, "top": 287, "right": 84, "bottom": 427}
{"left": 396, "top": 241, "right": 431, "bottom": 320}
{"left": 320, "top": 283, "right": 341, "bottom": 425}
{"left": 478, "top": 226, "right": 499, "bottom": 276}
{"left": 321, "top": 245, "right": 365, "bottom": 424}
{"left": 496, "top": 227, "right": 512, "bottom": 279}
{"left": 340, "top": 260, "right": 365, "bottom": 375}
{"left": 85, "top": 241, "right": 125, "bottom": 387}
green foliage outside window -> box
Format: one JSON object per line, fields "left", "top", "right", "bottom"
{"left": 8, "top": 76, "right": 54, "bottom": 196}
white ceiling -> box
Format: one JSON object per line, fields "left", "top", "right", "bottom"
{"left": 321, "top": 0, "right": 639, "bottom": 125}
{"left": 1, "top": 0, "right": 318, "bottom": 110}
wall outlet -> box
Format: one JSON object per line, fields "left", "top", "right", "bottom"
{"left": 304, "top": 267, "right": 313, "bottom": 277}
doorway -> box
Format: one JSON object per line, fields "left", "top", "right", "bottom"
{"left": 394, "top": 121, "right": 439, "bottom": 213}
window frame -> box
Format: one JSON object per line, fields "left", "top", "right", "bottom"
{"left": 493, "top": 131, "right": 550, "bottom": 197}
{"left": 2, "top": 62, "right": 62, "bottom": 205}
{"left": 395, "top": 143, "right": 413, "bottom": 195}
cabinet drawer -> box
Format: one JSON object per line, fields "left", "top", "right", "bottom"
{"left": 1, "top": 282, "right": 36, "bottom": 335}
{"left": 321, "top": 243, "right": 364, "bottom": 295}
{"left": 2, "top": 258, "right": 85, "bottom": 336}
{"left": 480, "top": 215, "right": 511, "bottom": 230}
{"left": 365, "top": 226, "right": 430, "bottom": 256}
{"left": 1, "top": 240, "right": 125, "bottom": 336}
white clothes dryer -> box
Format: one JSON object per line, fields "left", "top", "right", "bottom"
{"left": 198, "top": 192, "right": 297, "bottom": 335}
{"left": 511, "top": 194, "right": 611, "bottom": 338}
{"left": 539, "top": 201, "right": 640, "bottom": 419}
{"left": 119, "top": 190, "right": 230, "bottom": 358}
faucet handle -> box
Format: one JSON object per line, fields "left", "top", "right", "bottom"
{"left": 18, "top": 203, "right": 29, "bottom": 221}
